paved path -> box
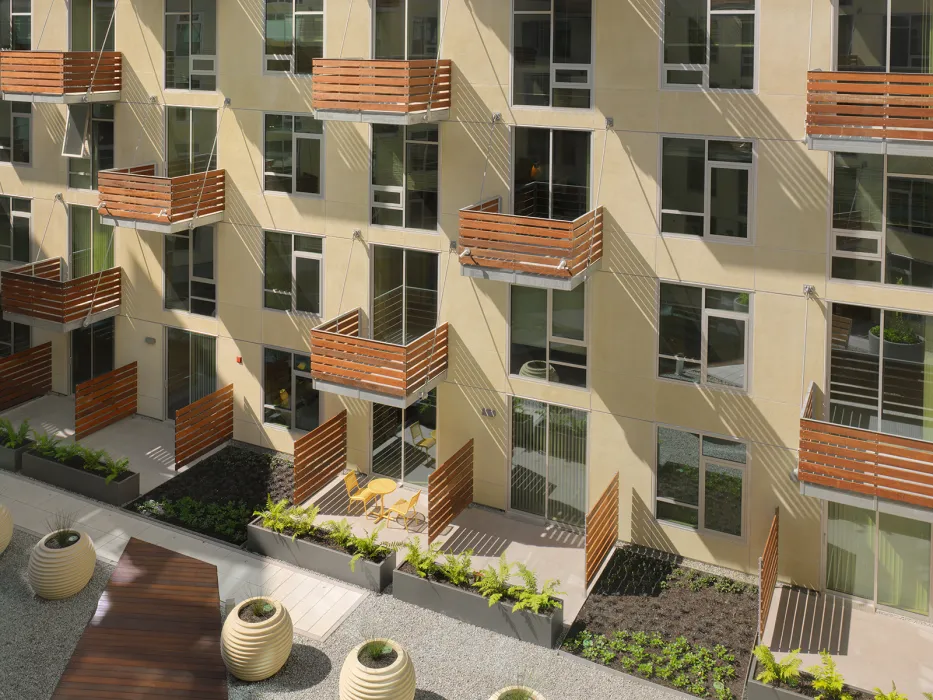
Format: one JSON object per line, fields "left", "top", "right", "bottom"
{"left": 0, "top": 470, "right": 367, "bottom": 641}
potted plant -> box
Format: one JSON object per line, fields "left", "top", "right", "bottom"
{"left": 489, "top": 688, "right": 545, "bottom": 700}
{"left": 339, "top": 637, "right": 415, "bottom": 700}
{"left": 27, "top": 513, "right": 96, "bottom": 600}
{"left": 868, "top": 313, "right": 924, "bottom": 363}
{"left": 734, "top": 292, "right": 750, "bottom": 314}
{"left": 0, "top": 501, "right": 12, "bottom": 555}
{"left": 221, "top": 595, "right": 293, "bottom": 682}
{"left": 0, "top": 418, "right": 32, "bottom": 472}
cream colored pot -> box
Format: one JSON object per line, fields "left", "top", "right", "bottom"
{"left": 28, "top": 530, "right": 96, "bottom": 600}
{"left": 221, "top": 597, "right": 293, "bottom": 682}
{"left": 339, "top": 639, "right": 416, "bottom": 700}
{"left": 488, "top": 688, "right": 545, "bottom": 700}
{"left": 0, "top": 502, "right": 12, "bottom": 555}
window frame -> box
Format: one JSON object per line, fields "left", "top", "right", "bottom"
{"left": 263, "top": 0, "right": 325, "bottom": 75}
{"left": 653, "top": 423, "right": 749, "bottom": 540}
{"left": 1, "top": 0, "right": 31, "bottom": 50}
{"left": 0, "top": 102, "right": 31, "bottom": 166}
{"left": 509, "top": 125, "right": 594, "bottom": 219}
{"left": 69, "top": 0, "right": 115, "bottom": 51}
{"left": 69, "top": 204, "right": 114, "bottom": 279}
{"left": 67, "top": 103, "right": 114, "bottom": 191}
{"left": 162, "top": 225, "right": 217, "bottom": 317}
{"left": 261, "top": 345, "right": 321, "bottom": 434}
{"left": 370, "top": 124, "right": 440, "bottom": 233}
{"left": 0, "top": 194, "right": 30, "bottom": 263}
{"left": 262, "top": 229, "right": 324, "bottom": 316}
{"left": 262, "top": 112, "right": 325, "bottom": 198}
{"left": 0, "top": 314, "right": 29, "bottom": 358}
{"left": 163, "top": 105, "right": 218, "bottom": 177}
{"left": 163, "top": 0, "right": 218, "bottom": 92}
{"left": 370, "top": 0, "right": 441, "bottom": 60}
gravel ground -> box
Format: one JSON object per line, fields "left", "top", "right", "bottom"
{"left": 0, "top": 529, "right": 113, "bottom": 700}
{"left": 228, "top": 590, "right": 682, "bottom": 700}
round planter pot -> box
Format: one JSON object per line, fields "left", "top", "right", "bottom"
{"left": 28, "top": 530, "right": 96, "bottom": 600}
{"left": 868, "top": 330, "right": 925, "bottom": 364}
{"left": 0, "top": 502, "right": 12, "bottom": 555}
{"left": 488, "top": 688, "right": 545, "bottom": 700}
{"left": 519, "top": 361, "right": 559, "bottom": 383}
{"left": 221, "top": 597, "right": 293, "bottom": 682}
{"left": 339, "top": 639, "right": 416, "bottom": 700}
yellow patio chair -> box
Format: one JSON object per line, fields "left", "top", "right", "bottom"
{"left": 410, "top": 422, "right": 437, "bottom": 451}
{"left": 387, "top": 489, "right": 422, "bottom": 531}
{"left": 344, "top": 472, "right": 376, "bottom": 516}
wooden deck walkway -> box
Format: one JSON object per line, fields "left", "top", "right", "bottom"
{"left": 51, "top": 537, "right": 228, "bottom": 699}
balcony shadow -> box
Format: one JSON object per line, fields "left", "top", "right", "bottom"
{"left": 769, "top": 586, "right": 852, "bottom": 655}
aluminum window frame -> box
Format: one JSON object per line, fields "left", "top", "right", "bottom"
{"left": 370, "top": 0, "right": 441, "bottom": 61}
{"left": 67, "top": 103, "right": 115, "bottom": 191}
{"left": 262, "top": 229, "right": 324, "bottom": 316}
{"left": 68, "top": 0, "right": 115, "bottom": 51}
{"left": 509, "top": 125, "right": 594, "bottom": 219}
{"left": 0, "top": 315, "right": 29, "bottom": 358}
{"left": 262, "top": 112, "right": 325, "bottom": 198}
{"left": 0, "top": 102, "right": 31, "bottom": 166}
{"left": 162, "top": 225, "right": 217, "bottom": 317}
{"left": 163, "top": 105, "right": 218, "bottom": 177}
{"left": 261, "top": 345, "right": 320, "bottom": 434}
{"left": 3, "top": 0, "right": 31, "bottom": 50}
{"left": 370, "top": 124, "right": 440, "bottom": 233}
{"left": 264, "top": 0, "right": 325, "bottom": 76}
{"left": 68, "top": 204, "right": 115, "bottom": 279}
{"left": 0, "top": 194, "right": 30, "bottom": 263}
{"left": 163, "top": 0, "right": 218, "bottom": 92}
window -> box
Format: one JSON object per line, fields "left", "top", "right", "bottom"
{"left": 67, "top": 104, "right": 114, "bottom": 190}
{"left": 372, "top": 246, "right": 438, "bottom": 343}
{"left": 656, "top": 425, "right": 746, "bottom": 536}
{"left": 263, "top": 230, "right": 323, "bottom": 313}
{"left": 371, "top": 124, "right": 438, "bottom": 231}
{"left": 166, "top": 106, "right": 216, "bottom": 176}
{"left": 165, "top": 226, "right": 216, "bottom": 316}
{"left": 0, "top": 196, "right": 30, "bottom": 263}
{"left": 513, "top": 0, "right": 592, "bottom": 108}
{"left": 510, "top": 283, "right": 587, "bottom": 387}
{"left": 263, "top": 114, "right": 323, "bottom": 195}
{"left": 374, "top": 0, "right": 439, "bottom": 60}
{"left": 0, "top": 316, "right": 29, "bottom": 358}
{"left": 265, "top": 0, "right": 323, "bottom": 74}
{"left": 71, "top": 206, "right": 113, "bottom": 278}
{"left": 661, "top": 137, "right": 753, "bottom": 240}
{"left": 513, "top": 127, "right": 590, "bottom": 221}
{"left": 838, "top": 0, "right": 933, "bottom": 73}
{"left": 165, "top": 0, "right": 217, "bottom": 90}
{"left": 663, "top": 0, "right": 756, "bottom": 89}
{"left": 165, "top": 327, "right": 216, "bottom": 420}
{"left": 71, "top": 318, "right": 113, "bottom": 392}
{"left": 0, "top": 0, "right": 30, "bottom": 50}
{"left": 71, "top": 0, "right": 114, "bottom": 51}
{"left": 0, "top": 102, "right": 31, "bottom": 165}
{"left": 658, "top": 282, "right": 750, "bottom": 390}
{"left": 372, "top": 390, "right": 436, "bottom": 484}
{"left": 263, "top": 347, "right": 320, "bottom": 432}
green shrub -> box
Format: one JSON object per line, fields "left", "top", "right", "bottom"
{"left": 398, "top": 536, "right": 443, "bottom": 578}
{"left": 253, "top": 495, "right": 320, "bottom": 541}
{"left": 472, "top": 553, "right": 513, "bottom": 607}
{"left": 438, "top": 549, "right": 473, "bottom": 586}
{"left": 873, "top": 683, "right": 907, "bottom": 700}
{"left": 0, "top": 418, "right": 29, "bottom": 448}
{"left": 320, "top": 518, "right": 394, "bottom": 567}
{"left": 136, "top": 496, "right": 251, "bottom": 542}
{"left": 753, "top": 645, "right": 801, "bottom": 686}
{"left": 507, "top": 562, "right": 563, "bottom": 613}
{"left": 807, "top": 651, "right": 852, "bottom": 700}
{"left": 31, "top": 430, "right": 61, "bottom": 458}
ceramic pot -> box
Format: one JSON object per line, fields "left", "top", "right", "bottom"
{"left": 221, "top": 597, "right": 293, "bottom": 682}
{"left": 339, "top": 639, "right": 416, "bottom": 700}
{"left": 519, "top": 361, "right": 559, "bottom": 383}
{"left": 868, "top": 329, "right": 925, "bottom": 364}
{"left": 0, "top": 502, "right": 12, "bottom": 555}
{"left": 28, "top": 530, "right": 96, "bottom": 600}
{"left": 488, "top": 688, "right": 545, "bottom": 700}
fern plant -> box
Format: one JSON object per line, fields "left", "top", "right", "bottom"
{"left": 508, "top": 563, "right": 564, "bottom": 613}
{"left": 438, "top": 549, "right": 473, "bottom": 586}
{"left": 254, "top": 496, "right": 291, "bottom": 533}
{"left": 807, "top": 651, "right": 852, "bottom": 700}
{"left": 873, "top": 683, "right": 907, "bottom": 700}
{"left": 400, "top": 536, "right": 442, "bottom": 578}
{"left": 100, "top": 455, "right": 129, "bottom": 484}
{"left": 347, "top": 525, "right": 394, "bottom": 571}
{"left": 753, "top": 645, "right": 801, "bottom": 686}
{"left": 323, "top": 518, "right": 356, "bottom": 549}
{"left": 0, "top": 417, "right": 30, "bottom": 448}
{"left": 31, "top": 430, "right": 61, "bottom": 458}
{"left": 286, "top": 503, "right": 321, "bottom": 541}
{"left": 55, "top": 442, "right": 84, "bottom": 464}
{"left": 472, "top": 553, "right": 514, "bottom": 607}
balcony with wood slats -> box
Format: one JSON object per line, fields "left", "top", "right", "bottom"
{"left": 97, "top": 165, "right": 226, "bottom": 233}
{"left": 0, "top": 258, "right": 122, "bottom": 333}
{"left": 0, "top": 50, "right": 121, "bottom": 103}
{"left": 311, "top": 59, "right": 451, "bottom": 124}
{"left": 807, "top": 70, "right": 933, "bottom": 150}
{"left": 310, "top": 308, "right": 449, "bottom": 408}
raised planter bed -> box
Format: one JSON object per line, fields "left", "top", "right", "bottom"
{"left": 246, "top": 517, "right": 396, "bottom": 592}
{"left": 22, "top": 451, "right": 139, "bottom": 506}
{"left": 392, "top": 566, "right": 563, "bottom": 648}
{"left": 0, "top": 440, "right": 33, "bottom": 472}
{"left": 745, "top": 657, "right": 869, "bottom": 700}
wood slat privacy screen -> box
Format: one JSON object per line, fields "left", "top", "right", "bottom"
{"left": 311, "top": 308, "right": 449, "bottom": 399}
{"left": 75, "top": 363, "right": 137, "bottom": 441}
{"left": 0, "top": 51, "right": 122, "bottom": 95}
{"left": 585, "top": 474, "right": 619, "bottom": 586}
{"left": 98, "top": 166, "right": 226, "bottom": 225}
{"left": 1, "top": 258, "right": 122, "bottom": 327}
{"left": 807, "top": 71, "right": 933, "bottom": 141}
{"left": 311, "top": 59, "right": 451, "bottom": 114}
{"left": 0, "top": 342, "right": 51, "bottom": 412}
{"left": 174, "top": 384, "right": 233, "bottom": 469}
{"left": 758, "top": 508, "right": 780, "bottom": 638}
{"left": 459, "top": 197, "right": 604, "bottom": 279}
{"left": 427, "top": 439, "right": 474, "bottom": 543}
{"left": 294, "top": 410, "right": 348, "bottom": 504}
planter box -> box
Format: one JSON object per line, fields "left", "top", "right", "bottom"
{"left": 0, "top": 440, "right": 33, "bottom": 472}
{"left": 392, "top": 566, "right": 563, "bottom": 648}
{"left": 21, "top": 451, "right": 140, "bottom": 506}
{"left": 745, "top": 657, "right": 869, "bottom": 700}
{"left": 246, "top": 518, "right": 396, "bottom": 592}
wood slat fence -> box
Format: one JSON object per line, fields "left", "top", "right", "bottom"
{"left": 459, "top": 197, "right": 604, "bottom": 279}
{"left": 98, "top": 165, "right": 226, "bottom": 226}
{"left": 174, "top": 385, "right": 234, "bottom": 469}
{"left": 75, "top": 363, "right": 137, "bottom": 441}
{"left": 585, "top": 473, "right": 619, "bottom": 586}
{"left": 758, "top": 508, "right": 780, "bottom": 639}
{"left": 311, "top": 308, "right": 449, "bottom": 400}
{"left": 294, "top": 410, "right": 348, "bottom": 504}
{"left": 311, "top": 59, "right": 451, "bottom": 114}
{"left": 807, "top": 70, "right": 933, "bottom": 141}
{"left": 0, "top": 342, "right": 51, "bottom": 412}
{"left": 427, "top": 439, "right": 474, "bottom": 543}
{"left": 0, "top": 50, "right": 122, "bottom": 96}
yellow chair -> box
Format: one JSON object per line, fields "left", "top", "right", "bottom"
{"left": 387, "top": 490, "right": 422, "bottom": 531}
{"left": 410, "top": 422, "right": 437, "bottom": 451}
{"left": 344, "top": 472, "right": 376, "bottom": 516}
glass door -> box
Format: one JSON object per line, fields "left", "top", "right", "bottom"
{"left": 166, "top": 107, "right": 217, "bottom": 177}
{"left": 165, "top": 327, "right": 216, "bottom": 420}
{"left": 71, "top": 0, "right": 115, "bottom": 51}
{"left": 371, "top": 389, "right": 437, "bottom": 485}
{"left": 372, "top": 246, "right": 438, "bottom": 344}
{"left": 513, "top": 127, "right": 590, "bottom": 221}
{"left": 373, "top": 0, "right": 440, "bottom": 60}
{"left": 71, "top": 318, "right": 114, "bottom": 393}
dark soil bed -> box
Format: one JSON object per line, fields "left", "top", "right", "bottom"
{"left": 359, "top": 644, "right": 398, "bottom": 670}
{"left": 239, "top": 600, "right": 277, "bottom": 623}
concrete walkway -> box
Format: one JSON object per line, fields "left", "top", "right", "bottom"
{"left": 0, "top": 470, "right": 367, "bottom": 642}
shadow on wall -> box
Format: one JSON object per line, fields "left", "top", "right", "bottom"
{"left": 446, "top": 324, "right": 507, "bottom": 450}
{"left": 769, "top": 586, "right": 852, "bottom": 656}
{"left": 120, "top": 61, "right": 164, "bottom": 170}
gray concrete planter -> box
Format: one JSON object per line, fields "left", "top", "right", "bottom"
{"left": 246, "top": 518, "right": 396, "bottom": 592}
{"left": 21, "top": 451, "right": 140, "bottom": 507}
{"left": 0, "top": 440, "right": 33, "bottom": 472}
{"left": 745, "top": 657, "right": 868, "bottom": 700}
{"left": 392, "top": 566, "right": 563, "bottom": 648}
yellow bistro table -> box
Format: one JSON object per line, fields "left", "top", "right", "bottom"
{"left": 367, "top": 478, "right": 398, "bottom": 522}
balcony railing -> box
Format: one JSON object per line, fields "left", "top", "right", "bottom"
{"left": 807, "top": 70, "right": 933, "bottom": 146}
{"left": 458, "top": 194, "right": 604, "bottom": 290}
{"left": 0, "top": 50, "right": 121, "bottom": 102}
{"left": 311, "top": 59, "right": 451, "bottom": 124}
{"left": 97, "top": 165, "right": 226, "bottom": 233}
{"left": 798, "top": 382, "right": 933, "bottom": 510}
{"left": 0, "top": 258, "right": 122, "bottom": 333}
{"left": 310, "top": 308, "right": 449, "bottom": 408}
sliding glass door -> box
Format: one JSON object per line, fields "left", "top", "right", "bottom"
{"left": 71, "top": 318, "right": 114, "bottom": 393}
{"left": 510, "top": 397, "right": 587, "bottom": 527}
{"left": 372, "top": 246, "right": 438, "bottom": 344}
{"left": 513, "top": 127, "right": 590, "bottom": 221}
{"left": 374, "top": 0, "right": 439, "bottom": 60}
{"left": 371, "top": 389, "right": 437, "bottom": 485}
{"left": 165, "top": 327, "right": 216, "bottom": 420}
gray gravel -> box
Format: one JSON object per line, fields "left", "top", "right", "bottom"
{"left": 0, "top": 529, "right": 114, "bottom": 700}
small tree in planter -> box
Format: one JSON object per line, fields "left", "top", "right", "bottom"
{"left": 339, "top": 636, "right": 415, "bottom": 700}
{"left": 221, "top": 592, "right": 294, "bottom": 682}
{"left": 28, "top": 512, "right": 96, "bottom": 600}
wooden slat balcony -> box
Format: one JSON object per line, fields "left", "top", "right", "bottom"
{"left": 310, "top": 308, "right": 449, "bottom": 408}
{"left": 0, "top": 258, "right": 122, "bottom": 333}
{"left": 458, "top": 195, "right": 604, "bottom": 290}
{"left": 311, "top": 59, "right": 451, "bottom": 124}
{"left": 798, "top": 382, "right": 933, "bottom": 511}
{"left": 98, "top": 165, "right": 226, "bottom": 233}
{"left": 0, "top": 50, "right": 121, "bottom": 103}
{"left": 807, "top": 70, "right": 933, "bottom": 149}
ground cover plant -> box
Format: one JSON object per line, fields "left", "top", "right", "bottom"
{"left": 30, "top": 431, "right": 131, "bottom": 484}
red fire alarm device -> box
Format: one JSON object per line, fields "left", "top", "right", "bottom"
{"left": 236, "top": 356, "right": 242, "bottom": 364}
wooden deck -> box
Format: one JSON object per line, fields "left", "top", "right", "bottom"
{"left": 51, "top": 538, "right": 228, "bottom": 699}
